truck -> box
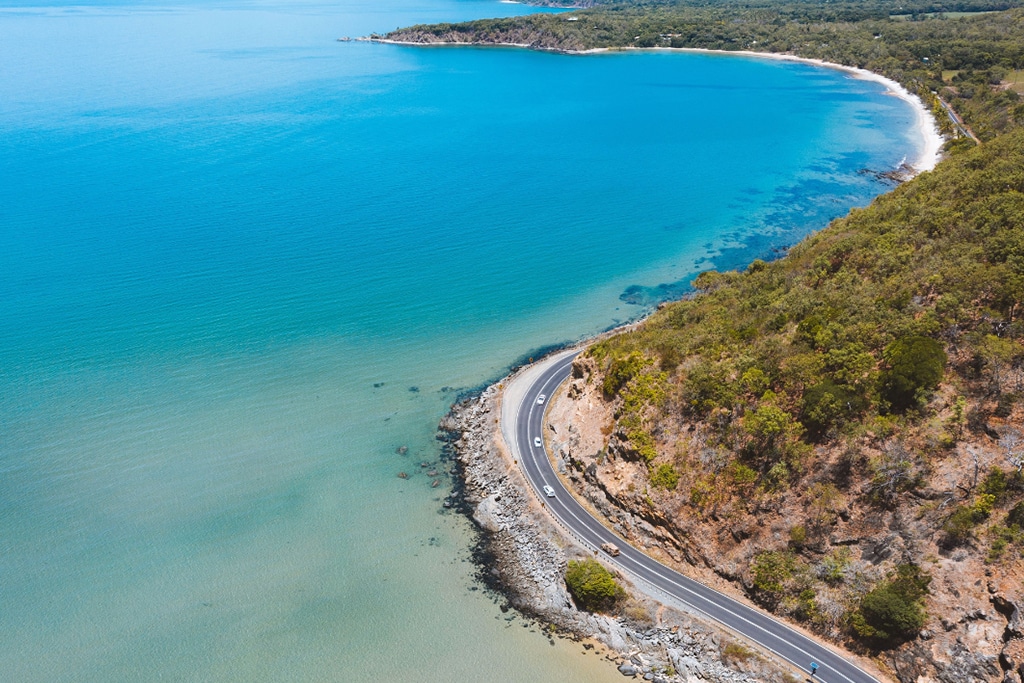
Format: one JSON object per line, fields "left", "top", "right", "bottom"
{"left": 600, "top": 542, "right": 620, "bottom": 557}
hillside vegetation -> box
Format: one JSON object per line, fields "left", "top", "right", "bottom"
{"left": 589, "top": 124, "right": 1023, "bottom": 543}
{"left": 559, "top": 129, "right": 1024, "bottom": 680}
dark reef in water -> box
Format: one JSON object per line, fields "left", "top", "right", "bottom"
{"left": 617, "top": 149, "right": 898, "bottom": 309}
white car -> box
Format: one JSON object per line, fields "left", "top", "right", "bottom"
{"left": 543, "top": 485, "right": 555, "bottom": 498}
{"left": 536, "top": 394, "right": 546, "bottom": 405}
{"left": 534, "top": 437, "right": 542, "bottom": 448}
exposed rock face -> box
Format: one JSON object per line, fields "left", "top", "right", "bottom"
{"left": 547, "top": 353, "right": 1024, "bottom": 683}
{"left": 440, "top": 378, "right": 798, "bottom": 683}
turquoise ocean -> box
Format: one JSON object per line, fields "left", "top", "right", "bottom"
{"left": 1, "top": 1, "right": 926, "bottom": 680}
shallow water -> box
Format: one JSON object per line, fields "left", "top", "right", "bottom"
{"left": 0, "top": 1, "right": 926, "bottom": 680}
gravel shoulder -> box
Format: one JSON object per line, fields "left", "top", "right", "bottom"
{"left": 441, "top": 348, "right": 807, "bottom": 683}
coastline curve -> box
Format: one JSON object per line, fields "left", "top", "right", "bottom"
{"left": 499, "top": 349, "right": 888, "bottom": 683}
{"left": 366, "top": 38, "right": 945, "bottom": 174}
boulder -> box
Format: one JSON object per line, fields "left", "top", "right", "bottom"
{"left": 473, "top": 495, "right": 503, "bottom": 533}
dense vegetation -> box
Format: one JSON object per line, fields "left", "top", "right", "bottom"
{"left": 564, "top": 557, "right": 628, "bottom": 611}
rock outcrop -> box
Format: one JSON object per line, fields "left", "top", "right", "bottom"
{"left": 546, "top": 351, "right": 1024, "bottom": 683}
{"left": 440, "top": 375, "right": 803, "bottom": 683}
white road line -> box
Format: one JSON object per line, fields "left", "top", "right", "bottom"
{"left": 507, "top": 354, "right": 879, "bottom": 683}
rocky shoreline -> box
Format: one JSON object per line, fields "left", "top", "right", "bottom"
{"left": 437, "top": 364, "right": 802, "bottom": 683}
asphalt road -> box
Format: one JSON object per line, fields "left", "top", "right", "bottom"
{"left": 507, "top": 350, "right": 882, "bottom": 683}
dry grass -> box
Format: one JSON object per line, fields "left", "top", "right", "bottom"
{"left": 1003, "top": 69, "right": 1024, "bottom": 93}
{"left": 721, "top": 640, "right": 759, "bottom": 667}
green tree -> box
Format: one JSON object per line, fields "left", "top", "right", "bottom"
{"left": 682, "top": 360, "right": 736, "bottom": 416}
{"left": 565, "top": 558, "right": 626, "bottom": 612}
{"left": 851, "top": 564, "right": 931, "bottom": 647}
{"left": 801, "top": 380, "right": 866, "bottom": 440}
{"left": 743, "top": 392, "right": 805, "bottom": 465}
{"left": 879, "top": 336, "right": 947, "bottom": 411}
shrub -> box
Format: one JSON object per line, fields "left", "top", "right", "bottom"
{"left": 988, "top": 524, "right": 1024, "bottom": 562}
{"left": 650, "top": 463, "right": 680, "bottom": 490}
{"left": 726, "top": 461, "right": 758, "bottom": 492}
{"left": 603, "top": 352, "right": 648, "bottom": 398}
{"left": 690, "top": 474, "right": 717, "bottom": 509}
{"left": 765, "top": 461, "right": 791, "bottom": 490}
{"left": 980, "top": 467, "right": 1009, "bottom": 500}
{"left": 943, "top": 505, "right": 981, "bottom": 545}
{"left": 942, "top": 494, "right": 996, "bottom": 546}
{"left": 721, "top": 641, "right": 757, "bottom": 666}
{"left": 750, "top": 551, "right": 795, "bottom": 607}
{"left": 1007, "top": 500, "right": 1024, "bottom": 528}
{"left": 818, "top": 548, "right": 852, "bottom": 584}
{"left": 792, "top": 587, "right": 819, "bottom": 622}
{"left": 626, "top": 428, "right": 658, "bottom": 463}
{"left": 851, "top": 564, "right": 931, "bottom": 647}
{"left": 879, "top": 336, "right": 947, "bottom": 411}
{"left": 565, "top": 558, "right": 626, "bottom": 612}
{"left": 788, "top": 525, "right": 807, "bottom": 548}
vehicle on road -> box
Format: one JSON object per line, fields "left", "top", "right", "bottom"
{"left": 600, "top": 542, "right": 620, "bottom": 556}
{"left": 536, "top": 394, "right": 546, "bottom": 404}
{"left": 508, "top": 353, "right": 879, "bottom": 683}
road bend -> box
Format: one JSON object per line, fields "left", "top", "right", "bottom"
{"left": 505, "top": 349, "right": 883, "bottom": 683}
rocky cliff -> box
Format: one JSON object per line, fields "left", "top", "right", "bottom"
{"left": 547, "top": 353, "right": 1024, "bottom": 683}
{"left": 441, "top": 377, "right": 809, "bottom": 683}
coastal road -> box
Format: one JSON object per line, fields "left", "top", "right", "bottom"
{"left": 503, "top": 349, "right": 883, "bottom": 683}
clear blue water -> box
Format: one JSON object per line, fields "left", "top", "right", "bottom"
{"left": 0, "top": 1, "right": 925, "bottom": 681}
